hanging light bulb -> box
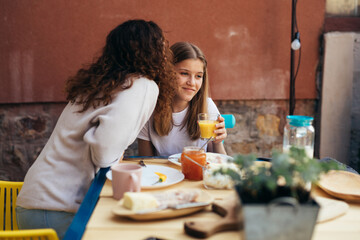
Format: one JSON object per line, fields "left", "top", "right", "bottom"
{"left": 291, "top": 32, "right": 301, "bottom": 50}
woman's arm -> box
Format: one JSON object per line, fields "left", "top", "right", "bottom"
{"left": 84, "top": 78, "right": 158, "bottom": 167}
{"left": 208, "top": 141, "right": 227, "bottom": 155}
{"left": 138, "top": 138, "right": 156, "bottom": 156}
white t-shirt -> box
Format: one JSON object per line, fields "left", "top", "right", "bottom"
{"left": 17, "top": 77, "right": 158, "bottom": 213}
{"left": 137, "top": 98, "right": 220, "bottom": 156}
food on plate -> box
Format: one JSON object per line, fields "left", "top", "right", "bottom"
{"left": 122, "top": 192, "right": 160, "bottom": 211}
{"left": 203, "top": 162, "right": 240, "bottom": 189}
{"left": 206, "top": 153, "right": 228, "bottom": 164}
{"left": 153, "top": 189, "right": 200, "bottom": 208}
{"left": 151, "top": 172, "right": 167, "bottom": 185}
{"left": 121, "top": 189, "right": 201, "bottom": 211}
{"left": 154, "top": 172, "right": 167, "bottom": 183}
{"left": 169, "top": 153, "right": 231, "bottom": 167}
{"left": 122, "top": 192, "right": 159, "bottom": 211}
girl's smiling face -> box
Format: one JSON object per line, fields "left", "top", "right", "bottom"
{"left": 173, "top": 58, "right": 204, "bottom": 111}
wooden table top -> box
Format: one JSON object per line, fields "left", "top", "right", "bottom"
{"left": 82, "top": 158, "right": 360, "bottom": 240}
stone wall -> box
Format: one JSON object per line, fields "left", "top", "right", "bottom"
{"left": 0, "top": 103, "right": 65, "bottom": 181}
{"left": 0, "top": 100, "right": 319, "bottom": 181}
{"left": 216, "top": 100, "right": 316, "bottom": 157}
{"left": 111, "top": 100, "right": 317, "bottom": 157}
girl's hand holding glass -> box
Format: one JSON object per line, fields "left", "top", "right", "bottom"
{"left": 198, "top": 113, "right": 227, "bottom": 143}
{"left": 213, "top": 115, "right": 227, "bottom": 144}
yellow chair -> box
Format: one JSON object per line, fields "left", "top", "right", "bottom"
{"left": 0, "top": 180, "right": 23, "bottom": 230}
{"left": 0, "top": 228, "right": 58, "bottom": 240}
{"left": 0, "top": 180, "right": 59, "bottom": 240}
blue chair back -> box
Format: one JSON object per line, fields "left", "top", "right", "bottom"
{"left": 63, "top": 167, "right": 110, "bottom": 240}
{"left": 221, "top": 114, "right": 236, "bottom": 129}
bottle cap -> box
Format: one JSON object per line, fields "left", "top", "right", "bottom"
{"left": 286, "top": 115, "right": 313, "bottom": 127}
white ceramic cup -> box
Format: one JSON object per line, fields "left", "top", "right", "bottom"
{"left": 111, "top": 163, "right": 142, "bottom": 200}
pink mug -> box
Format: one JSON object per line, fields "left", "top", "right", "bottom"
{"left": 111, "top": 163, "right": 142, "bottom": 200}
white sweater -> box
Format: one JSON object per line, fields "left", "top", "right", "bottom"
{"left": 17, "top": 77, "right": 159, "bottom": 212}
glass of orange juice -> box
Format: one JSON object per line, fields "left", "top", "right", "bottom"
{"left": 181, "top": 146, "right": 206, "bottom": 181}
{"left": 198, "top": 113, "right": 219, "bottom": 140}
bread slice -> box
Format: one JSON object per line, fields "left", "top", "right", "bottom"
{"left": 122, "top": 192, "right": 160, "bottom": 211}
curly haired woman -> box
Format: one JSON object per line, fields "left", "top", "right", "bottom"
{"left": 16, "top": 19, "right": 176, "bottom": 239}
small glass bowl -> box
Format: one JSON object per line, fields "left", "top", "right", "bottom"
{"left": 203, "top": 162, "right": 240, "bottom": 190}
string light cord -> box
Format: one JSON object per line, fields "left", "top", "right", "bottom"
{"left": 290, "top": 0, "right": 301, "bottom": 115}
{"left": 293, "top": 0, "right": 301, "bottom": 89}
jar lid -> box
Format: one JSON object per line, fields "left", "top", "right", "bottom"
{"left": 183, "top": 146, "right": 204, "bottom": 152}
{"left": 286, "top": 115, "right": 313, "bottom": 126}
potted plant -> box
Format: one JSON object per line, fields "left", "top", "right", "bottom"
{"left": 215, "top": 147, "right": 342, "bottom": 240}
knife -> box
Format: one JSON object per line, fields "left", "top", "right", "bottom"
{"left": 135, "top": 202, "right": 209, "bottom": 214}
{"left": 171, "top": 202, "right": 209, "bottom": 210}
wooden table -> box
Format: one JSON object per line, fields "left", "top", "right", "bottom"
{"left": 82, "top": 158, "right": 360, "bottom": 240}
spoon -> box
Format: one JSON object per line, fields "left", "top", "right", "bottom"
{"left": 183, "top": 155, "right": 206, "bottom": 170}
{"left": 139, "top": 160, "right": 166, "bottom": 186}
{"left": 139, "top": 160, "right": 147, "bottom": 167}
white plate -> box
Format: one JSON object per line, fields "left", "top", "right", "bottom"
{"left": 106, "top": 165, "right": 184, "bottom": 189}
{"left": 112, "top": 189, "right": 213, "bottom": 220}
{"left": 317, "top": 170, "right": 360, "bottom": 202}
{"left": 168, "top": 152, "right": 233, "bottom": 166}
{"left": 315, "top": 196, "right": 349, "bottom": 223}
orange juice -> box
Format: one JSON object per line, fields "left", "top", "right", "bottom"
{"left": 181, "top": 146, "right": 206, "bottom": 181}
{"left": 198, "top": 120, "right": 219, "bottom": 139}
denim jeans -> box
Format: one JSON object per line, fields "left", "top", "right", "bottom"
{"left": 15, "top": 206, "right": 75, "bottom": 240}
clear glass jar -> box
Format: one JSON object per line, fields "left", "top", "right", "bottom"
{"left": 203, "top": 162, "right": 239, "bottom": 190}
{"left": 283, "top": 115, "right": 315, "bottom": 158}
{"left": 181, "top": 146, "right": 206, "bottom": 181}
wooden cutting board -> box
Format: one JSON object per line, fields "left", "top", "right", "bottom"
{"left": 184, "top": 196, "right": 241, "bottom": 238}
{"left": 184, "top": 195, "right": 349, "bottom": 238}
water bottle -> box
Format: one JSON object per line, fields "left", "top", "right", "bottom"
{"left": 283, "top": 115, "right": 315, "bottom": 158}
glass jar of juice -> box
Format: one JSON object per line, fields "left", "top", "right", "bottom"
{"left": 181, "top": 146, "right": 206, "bottom": 181}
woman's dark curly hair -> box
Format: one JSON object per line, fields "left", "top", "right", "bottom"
{"left": 65, "top": 19, "right": 176, "bottom": 124}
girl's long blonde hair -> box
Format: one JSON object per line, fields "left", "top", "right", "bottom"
{"left": 165, "top": 42, "right": 209, "bottom": 140}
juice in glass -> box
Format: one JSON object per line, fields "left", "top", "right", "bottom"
{"left": 198, "top": 120, "right": 218, "bottom": 139}
{"left": 198, "top": 113, "right": 219, "bottom": 139}
{"left": 181, "top": 146, "right": 206, "bottom": 181}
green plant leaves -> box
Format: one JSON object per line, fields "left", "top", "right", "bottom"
{"left": 216, "top": 146, "right": 345, "bottom": 203}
